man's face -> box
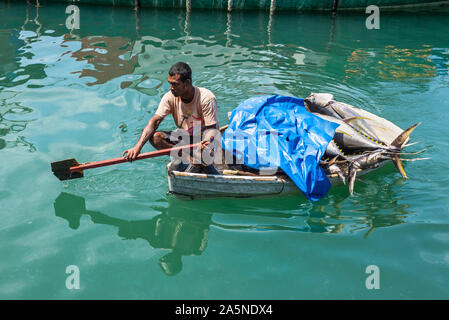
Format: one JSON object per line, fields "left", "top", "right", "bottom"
{"left": 168, "top": 74, "right": 188, "bottom": 97}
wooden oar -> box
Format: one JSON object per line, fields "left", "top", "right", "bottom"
{"left": 51, "top": 142, "right": 200, "bottom": 181}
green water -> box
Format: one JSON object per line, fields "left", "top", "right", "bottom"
{"left": 1, "top": 1, "right": 449, "bottom": 300}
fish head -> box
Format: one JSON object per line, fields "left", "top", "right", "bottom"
{"left": 304, "top": 92, "right": 334, "bottom": 108}
{"left": 304, "top": 92, "right": 338, "bottom": 117}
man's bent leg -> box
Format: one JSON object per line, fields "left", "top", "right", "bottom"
{"left": 151, "top": 131, "right": 190, "bottom": 172}
{"left": 150, "top": 131, "right": 219, "bottom": 175}
{"left": 149, "top": 131, "right": 175, "bottom": 150}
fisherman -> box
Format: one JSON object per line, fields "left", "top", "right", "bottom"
{"left": 122, "top": 62, "right": 220, "bottom": 174}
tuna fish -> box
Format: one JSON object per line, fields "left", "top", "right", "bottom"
{"left": 305, "top": 92, "right": 406, "bottom": 145}
{"left": 312, "top": 113, "right": 388, "bottom": 152}
{"left": 308, "top": 92, "right": 425, "bottom": 195}
{"left": 322, "top": 123, "right": 422, "bottom": 195}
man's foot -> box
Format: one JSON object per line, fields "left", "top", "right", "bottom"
{"left": 202, "top": 165, "right": 220, "bottom": 175}
{"left": 167, "top": 159, "right": 189, "bottom": 172}
{"left": 183, "top": 164, "right": 220, "bottom": 175}
{"left": 184, "top": 164, "right": 203, "bottom": 173}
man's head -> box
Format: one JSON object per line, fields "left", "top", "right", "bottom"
{"left": 168, "top": 62, "right": 192, "bottom": 97}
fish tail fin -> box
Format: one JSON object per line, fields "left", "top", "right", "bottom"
{"left": 390, "top": 123, "right": 421, "bottom": 150}
{"left": 388, "top": 122, "right": 420, "bottom": 179}
{"left": 348, "top": 163, "right": 358, "bottom": 195}
{"left": 392, "top": 155, "right": 408, "bottom": 179}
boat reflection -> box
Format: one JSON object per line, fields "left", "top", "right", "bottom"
{"left": 312, "top": 168, "right": 413, "bottom": 238}
{"left": 54, "top": 192, "right": 344, "bottom": 276}
{"left": 54, "top": 192, "right": 212, "bottom": 276}
{"left": 54, "top": 175, "right": 412, "bottom": 275}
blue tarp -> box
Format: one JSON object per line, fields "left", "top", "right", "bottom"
{"left": 221, "top": 95, "right": 339, "bottom": 201}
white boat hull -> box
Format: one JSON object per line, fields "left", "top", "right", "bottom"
{"left": 168, "top": 170, "right": 299, "bottom": 197}
{"left": 166, "top": 162, "right": 389, "bottom": 198}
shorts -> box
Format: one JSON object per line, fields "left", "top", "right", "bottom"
{"left": 161, "top": 129, "right": 219, "bottom": 175}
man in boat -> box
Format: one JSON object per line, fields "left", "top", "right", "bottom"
{"left": 122, "top": 62, "right": 220, "bottom": 174}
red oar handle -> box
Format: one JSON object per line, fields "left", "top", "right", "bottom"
{"left": 69, "top": 142, "right": 200, "bottom": 173}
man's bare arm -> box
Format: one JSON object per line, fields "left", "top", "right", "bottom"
{"left": 122, "top": 114, "right": 163, "bottom": 161}
{"left": 135, "top": 114, "right": 164, "bottom": 150}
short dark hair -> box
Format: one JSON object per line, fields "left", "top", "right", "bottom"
{"left": 169, "top": 62, "right": 192, "bottom": 82}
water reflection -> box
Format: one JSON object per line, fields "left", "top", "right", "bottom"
{"left": 54, "top": 173, "right": 413, "bottom": 274}
{"left": 2, "top": 3, "right": 447, "bottom": 98}
{"left": 0, "top": 95, "right": 36, "bottom": 152}
{"left": 225, "top": 12, "right": 231, "bottom": 47}
{"left": 62, "top": 35, "right": 139, "bottom": 86}
{"left": 0, "top": 3, "right": 46, "bottom": 89}
{"left": 54, "top": 192, "right": 344, "bottom": 276}
{"left": 54, "top": 192, "right": 211, "bottom": 276}
{"left": 22, "top": 1, "right": 42, "bottom": 39}
{"left": 376, "top": 46, "right": 437, "bottom": 80}
{"left": 311, "top": 169, "right": 413, "bottom": 237}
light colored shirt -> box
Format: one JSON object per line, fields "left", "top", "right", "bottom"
{"left": 155, "top": 86, "right": 219, "bottom": 135}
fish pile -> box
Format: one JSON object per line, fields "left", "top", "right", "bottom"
{"left": 304, "top": 92, "right": 427, "bottom": 195}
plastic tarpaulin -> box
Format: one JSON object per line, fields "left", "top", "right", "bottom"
{"left": 221, "top": 95, "right": 339, "bottom": 201}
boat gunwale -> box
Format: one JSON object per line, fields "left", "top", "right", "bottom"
{"left": 169, "top": 170, "right": 289, "bottom": 182}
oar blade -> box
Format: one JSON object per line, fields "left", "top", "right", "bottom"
{"left": 51, "top": 158, "right": 84, "bottom": 181}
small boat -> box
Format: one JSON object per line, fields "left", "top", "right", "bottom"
{"left": 166, "top": 161, "right": 387, "bottom": 198}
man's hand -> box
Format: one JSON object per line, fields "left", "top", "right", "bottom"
{"left": 122, "top": 146, "right": 141, "bottom": 162}
{"left": 200, "top": 139, "right": 211, "bottom": 150}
